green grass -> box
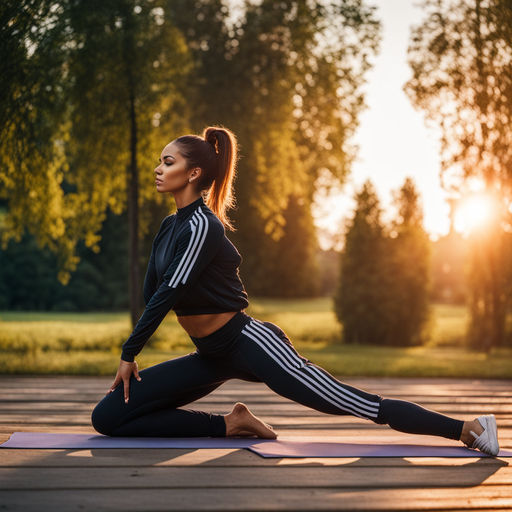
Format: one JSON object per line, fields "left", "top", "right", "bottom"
{"left": 424, "top": 302, "right": 471, "bottom": 347}
{"left": 1, "top": 298, "right": 511, "bottom": 377}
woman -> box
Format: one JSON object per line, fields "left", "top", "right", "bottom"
{"left": 91, "top": 125, "right": 499, "bottom": 456}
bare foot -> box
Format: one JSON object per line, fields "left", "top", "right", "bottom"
{"left": 460, "top": 417, "right": 484, "bottom": 447}
{"left": 232, "top": 430, "right": 258, "bottom": 437}
{"left": 224, "top": 402, "right": 277, "bottom": 439}
{"left": 235, "top": 425, "right": 274, "bottom": 437}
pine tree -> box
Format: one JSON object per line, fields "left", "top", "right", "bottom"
{"left": 334, "top": 180, "right": 388, "bottom": 344}
{"left": 385, "top": 177, "right": 432, "bottom": 346}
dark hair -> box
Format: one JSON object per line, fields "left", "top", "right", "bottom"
{"left": 173, "top": 125, "right": 240, "bottom": 231}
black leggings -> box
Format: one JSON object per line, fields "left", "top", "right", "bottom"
{"left": 91, "top": 311, "right": 465, "bottom": 441}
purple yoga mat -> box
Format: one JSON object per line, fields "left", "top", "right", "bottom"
{"left": 2, "top": 432, "right": 512, "bottom": 458}
{"left": 249, "top": 440, "right": 512, "bottom": 458}
{"left": 0, "top": 432, "right": 260, "bottom": 450}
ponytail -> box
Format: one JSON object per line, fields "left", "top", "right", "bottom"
{"left": 174, "top": 125, "right": 240, "bottom": 231}
{"left": 202, "top": 126, "right": 239, "bottom": 231}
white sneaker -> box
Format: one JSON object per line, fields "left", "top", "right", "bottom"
{"left": 466, "top": 414, "right": 499, "bottom": 456}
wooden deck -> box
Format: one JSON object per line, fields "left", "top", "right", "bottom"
{"left": 0, "top": 375, "right": 511, "bottom": 510}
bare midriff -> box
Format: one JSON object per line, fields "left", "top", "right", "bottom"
{"left": 177, "top": 310, "right": 243, "bottom": 338}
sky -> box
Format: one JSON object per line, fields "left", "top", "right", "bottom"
{"left": 312, "top": 0, "right": 454, "bottom": 251}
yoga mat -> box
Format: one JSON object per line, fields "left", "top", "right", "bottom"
{"left": 2, "top": 432, "right": 512, "bottom": 458}
{"left": 249, "top": 440, "right": 512, "bottom": 458}
{"left": 0, "top": 432, "right": 259, "bottom": 450}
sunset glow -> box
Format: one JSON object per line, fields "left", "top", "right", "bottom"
{"left": 454, "top": 192, "right": 498, "bottom": 236}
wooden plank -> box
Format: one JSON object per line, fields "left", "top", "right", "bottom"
{"left": 0, "top": 375, "right": 510, "bottom": 391}
{"left": 0, "top": 487, "right": 511, "bottom": 511}
{"left": 2, "top": 412, "right": 511, "bottom": 425}
{"left": 3, "top": 406, "right": 512, "bottom": 419}
{"left": 3, "top": 394, "right": 512, "bottom": 405}
{"left": 1, "top": 465, "right": 512, "bottom": 488}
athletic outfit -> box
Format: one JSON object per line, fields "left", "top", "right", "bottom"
{"left": 120, "top": 195, "right": 249, "bottom": 363}
{"left": 91, "top": 195, "right": 464, "bottom": 441}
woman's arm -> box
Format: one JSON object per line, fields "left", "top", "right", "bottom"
{"left": 143, "top": 216, "right": 170, "bottom": 305}
{"left": 121, "top": 213, "right": 224, "bottom": 362}
{"left": 144, "top": 244, "right": 157, "bottom": 306}
{"left": 143, "top": 240, "right": 158, "bottom": 306}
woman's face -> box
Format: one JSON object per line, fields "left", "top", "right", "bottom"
{"left": 154, "top": 142, "right": 198, "bottom": 193}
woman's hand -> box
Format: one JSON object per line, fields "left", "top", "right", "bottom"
{"left": 108, "top": 359, "right": 142, "bottom": 403}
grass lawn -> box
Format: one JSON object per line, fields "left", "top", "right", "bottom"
{"left": 1, "top": 298, "right": 511, "bottom": 378}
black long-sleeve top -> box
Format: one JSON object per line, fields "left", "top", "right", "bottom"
{"left": 121, "top": 195, "right": 249, "bottom": 362}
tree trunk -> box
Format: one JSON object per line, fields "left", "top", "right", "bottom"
{"left": 127, "top": 84, "right": 140, "bottom": 328}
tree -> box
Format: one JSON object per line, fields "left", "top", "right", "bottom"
{"left": 272, "top": 193, "right": 321, "bottom": 297}
{"left": 385, "top": 177, "right": 432, "bottom": 346}
{"left": 169, "top": 0, "right": 382, "bottom": 294}
{"left": 465, "top": 204, "right": 512, "bottom": 351}
{"left": 1, "top": 0, "right": 383, "bottom": 319}
{"left": 0, "top": 0, "right": 71, "bottom": 279}
{"left": 334, "top": 178, "right": 432, "bottom": 346}
{"left": 65, "top": 0, "right": 194, "bottom": 325}
{"left": 403, "top": 0, "right": 512, "bottom": 349}
{"left": 334, "top": 180, "right": 389, "bottom": 344}
{"left": 0, "top": 205, "right": 129, "bottom": 311}
{"left": 1, "top": 0, "right": 192, "bottom": 327}
{"left": 404, "top": 0, "right": 512, "bottom": 193}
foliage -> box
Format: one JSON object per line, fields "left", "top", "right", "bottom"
{"left": 271, "top": 193, "right": 322, "bottom": 297}
{"left": 465, "top": 224, "right": 512, "bottom": 350}
{"left": 334, "top": 178, "right": 432, "bottom": 346}
{"left": 404, "top": 0, "right": 512, "bottom": 192}
{"left": 0, "top": 206, "right": 131, "bottom": 311}
{"left": 403, "top": 0, "right": 512, "bottom": 349}
{"left": 0, "top": 0, "right": 72, "bottom": 280}
{"left": 0, "top": 0, "right": 382, "bottom": 310}
{"left": 168, "top": 0, "right": 382, "bottom": 294}
{"left": 334, "top": 179, "right": 390, "bottom": 344}
{"left": 385, "top": 177, "right": 432, "bottom": 346}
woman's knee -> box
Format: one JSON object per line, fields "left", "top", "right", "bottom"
{"left": 373, "top": 397, "right": 389, "bottom": 425}
{"left": 91, "top": 400, "right": 116, "bottom": 436}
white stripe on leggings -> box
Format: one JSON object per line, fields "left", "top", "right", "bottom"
{"left": 241, "top": 320, "right": 380, "bottom": 420}
{"left": 249, "top": 321, "right": 381, "bottom": 415}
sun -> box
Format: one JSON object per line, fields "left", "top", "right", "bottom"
{"left": 454, "top": 192, "right": 497, "bottom": 236}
